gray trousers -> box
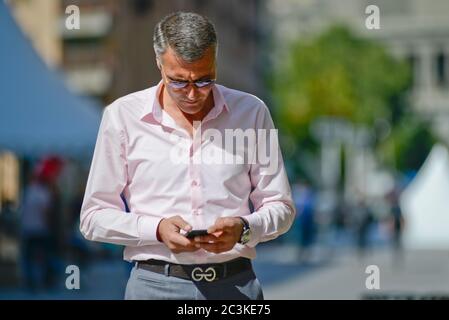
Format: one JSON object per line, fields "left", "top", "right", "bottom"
{"left": 124, "top": 263, "right": 264, "bottom": 300}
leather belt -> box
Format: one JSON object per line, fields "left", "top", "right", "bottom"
{"left": 136, "top": 257, "right": 252, "bottom": 282}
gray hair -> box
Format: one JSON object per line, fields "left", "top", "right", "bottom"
{"left": 153, "top": 12, "right": 217, "bottom": 63}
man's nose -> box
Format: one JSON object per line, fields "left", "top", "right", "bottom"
{"left": 186, "top": 85, "right": 198, "bottom": 100}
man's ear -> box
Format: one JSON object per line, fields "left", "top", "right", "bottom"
{"left": 156, "top": 59, "right": 161, "bottom": 70}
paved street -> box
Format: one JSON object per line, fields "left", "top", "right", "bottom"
{"left": 263, "top": 247, "right": 449, "bottom": 299}
{"left": 0, "top": 243, "right": 319, "bottom": 300}
{"left": 0, "top": 242, "right": 447, "bottom": 300}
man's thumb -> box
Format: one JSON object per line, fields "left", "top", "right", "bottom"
{"left": 173, "top": 217, "right": 192, "bottom": 231}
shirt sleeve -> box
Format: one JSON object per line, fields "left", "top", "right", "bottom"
{"left": 244, "top": 103, "right": 296, "bottom": 248}
{"left": 79, "top": 105, "right": 162, "bottom": 247}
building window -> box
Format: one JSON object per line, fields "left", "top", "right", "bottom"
{"left": 435, "top": 51, "right": 447, "bottom": 88}
{"left": 407, "top": 53, "right": 418, "bottom": 88}
{"left": 131, "top": 0, "right": 152, "bottom": 16}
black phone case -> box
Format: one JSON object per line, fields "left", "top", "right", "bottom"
{"left": 185, "top": 229, "right": 209, "bottom": 238}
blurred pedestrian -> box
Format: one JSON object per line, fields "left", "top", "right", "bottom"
{"left": 0, "top": 200, "right": 19, "bottom": 238}
{"left": 20, "top": 157, "right": 63, "bottom": 291}
{"left": 67, "top": 181, "right": 89, "bottom": 267}
{"left": 386, "top": 187, "right": 404, "bottom": 265}
{"left": 19, "top": 173, "right": 53, "bottom": 291}
{"left": 354, "top": 199, "right": 375, "bottom": 257}
{"left": 293, "top": 181, "right": 316, "bottom": 262}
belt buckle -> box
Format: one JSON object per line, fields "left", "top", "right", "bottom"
{"left": 191, "top": 266, "right": 217, "bottom": 282}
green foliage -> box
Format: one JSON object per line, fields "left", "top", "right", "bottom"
{"left": 378, "top": 117, "right": 436, "bottom": 172}
{"left": 271, "top": 25, "right": 410, "bottom": 137}
{"left": 269, "top": 25, "right": 435, "bottom": 177}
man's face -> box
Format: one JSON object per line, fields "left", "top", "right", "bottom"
{"left": 158, "top": 46, "right": 216, "bottom": 115}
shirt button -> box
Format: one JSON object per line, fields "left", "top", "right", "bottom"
{"left": 193, "top": 209, "right": 199, "bottom": 215}
{"left": 192, "top": 180, "right": 198, "bottom": 186}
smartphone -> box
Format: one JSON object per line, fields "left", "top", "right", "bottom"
{"left": 184, "top": 229, "right": 209, "bottom": 239}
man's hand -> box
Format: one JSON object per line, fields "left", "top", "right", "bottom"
{"left": 193, "top": 217, "right": 244, "bottom": 254}
{"left": 157, "top": 216, "right": 199, "bottom": 254}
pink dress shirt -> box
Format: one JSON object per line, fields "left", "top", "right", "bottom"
{"left": 80, "top": 81, "right": 296, "bottom": 264}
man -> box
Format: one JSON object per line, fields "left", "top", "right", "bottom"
{"left": 80, "top": 11, "right": 295, "bottom": 300}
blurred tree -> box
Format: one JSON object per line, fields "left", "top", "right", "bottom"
{"left": 378, "top": 116, "right": 436, "bottom": 173}
{"left": 269, "top": 25, "right": 433, "bottom": 179}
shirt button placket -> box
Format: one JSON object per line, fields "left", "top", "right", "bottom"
{"left": 190, "top": 138, "right": 202, "bottom": 217}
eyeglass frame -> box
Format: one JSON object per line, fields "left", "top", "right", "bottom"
{"left": 159, "top": 63, "right": 216, "bottom": 90}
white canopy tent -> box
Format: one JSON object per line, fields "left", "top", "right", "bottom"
{"left": 400, "top": 144, "right": 449, "bottom": 249}
{"left": 0, "top": 1, "right": 102, "bottom": 158}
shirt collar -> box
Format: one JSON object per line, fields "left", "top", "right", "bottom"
{"left": 140, "top": 80, "right": 230, "bottom": 123}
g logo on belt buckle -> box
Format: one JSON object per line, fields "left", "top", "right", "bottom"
{"left": 191, "top": 267, "right": 217, "bottom": 282}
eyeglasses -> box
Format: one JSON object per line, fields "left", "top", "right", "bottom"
{"left": 160, "top": 64, "right": 216, "bottom": 89}
{"left": 166, "top": 78, "right": 216, "bottom": 90}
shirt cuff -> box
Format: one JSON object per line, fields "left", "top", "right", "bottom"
{"left": 241, "top": 212, "right": 264, "bottom": 248}
{"left": 137, "top": 215, "right": 163, "bottom": 246}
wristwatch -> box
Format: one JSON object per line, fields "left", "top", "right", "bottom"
{"left": 238, "top": 217, "right": 251, "bottom": 245}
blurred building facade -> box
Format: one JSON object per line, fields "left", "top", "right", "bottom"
{"left": 106, "top": 0, "right": 266, "bottom": 104}
{"left": 8, "top": 0, "right": 62, "bottom": 67}
{"left": 268, "top": 0, "right": 449, "bottom": 144}
{"left": 2, "top": 0, "right": 269, "bottom": 285}
{"left": 9, "top": 0, "right": 267, "bottom": 105}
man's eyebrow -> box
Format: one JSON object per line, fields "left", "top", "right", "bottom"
{"left": 167, "top": 75, "right": 186, "bottom": 82}
{"left": 167, "top": 75, "right": 213, "bottom": 82}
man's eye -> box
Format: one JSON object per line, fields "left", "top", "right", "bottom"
{"left": 169, "top": 81, "right": 188, "bottom": 89}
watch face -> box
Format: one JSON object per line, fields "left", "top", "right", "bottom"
{"left": 240, "top": 229, "right": 251, "bottom": 244}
